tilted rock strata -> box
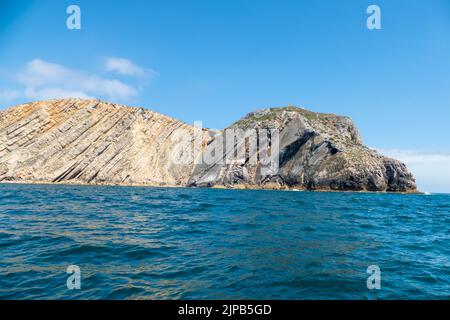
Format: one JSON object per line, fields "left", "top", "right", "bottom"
{"left": 189, "top": 107, "right": 416, "bottom": 192}
{"left": 0, "top": 99, "right": 207, "bottom": 186}
{"left": 0, "top": 99, "right": 417, "bottom": 192}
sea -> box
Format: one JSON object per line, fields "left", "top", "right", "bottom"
{"left": 0, "top": 183, "right": 448, "bottom": 299}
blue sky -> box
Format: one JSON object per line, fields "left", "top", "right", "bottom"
{"left": 0, "top": 0, "right": 449, "bottom": 192}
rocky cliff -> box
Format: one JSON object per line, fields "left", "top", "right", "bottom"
{"left": 0, "top": 99, "right": 417, "bottom": 192}
{"left": 189, "top": 107, "right": 417, "bottom": 192}
{"left": 0, "top": 99, "right": 205, "bottom": 186}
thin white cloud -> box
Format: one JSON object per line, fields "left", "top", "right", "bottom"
{"left": 105, "top": 57, "right": 147, "bottom": 76}
{"left": 0, "top": 58, "right": 158, "bottom": 105}
{"left": 24, "top": 87, "right": 92, "bottom": 101}
{"left": 17, "top": 59, "right": 72, "bottom": 87}
{"left": 376, "top": 148, "right": 450, "bottom": 193}
{"left": 104, "top": 57, "right": 158, "bottom": 80}
{"left": 0, "top": 89, "right": 21, "bottom": 103}
{"left": 15, "top": 59, "right": 138, "bottom": 102}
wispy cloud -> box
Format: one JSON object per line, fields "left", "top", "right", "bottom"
{"left": 376, "top": 148, "right": 450, "bottom": 193}
{"left": 0, "top": 89, "right": 21, "bottom": 103}
{"left": 0, "top": 58, "right": 157, "bottom": 105}
{"left": 17, "top": 59, "right": 138, "bottom": 101}
{"left": 105, "top": 57, "right": 143, "bottom": 76}
{"left": 105, "top": 57, "right": 157, "bottom": 78}
{"left": 23, "top": 87, "right": 92, "bottom": 100}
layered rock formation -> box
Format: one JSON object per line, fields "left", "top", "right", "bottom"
{"left": 0, "top": 99, "right": 204, "bottom": 186}
{"left": 0, "top": 99, "right": 417, "bottom": 192}
{"left": 189, "top": 107, "right": 417, "bottom": 192}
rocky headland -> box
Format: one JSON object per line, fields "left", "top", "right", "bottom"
{"left": 0, "top": 99, "right": 417, "bottom": 192}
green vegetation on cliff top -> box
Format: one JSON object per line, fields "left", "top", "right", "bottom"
{"left": 233, "top": 106, "right": 345, "bottom": 126}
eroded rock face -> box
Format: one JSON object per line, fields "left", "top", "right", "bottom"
{"left": 0, "top": 99, "right": 417, "bottom": 192}
{"left": 189, "top": 107, "right": 417, "bottom": 192}
{"left": 0, "top": 99, "right": 205, "bottom": 186}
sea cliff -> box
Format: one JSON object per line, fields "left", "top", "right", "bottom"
{"left": 0, "top": 99, "right": 416, "bottom": 192}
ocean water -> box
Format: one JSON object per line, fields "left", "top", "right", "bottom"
{"left": 0, "top": 183, "right": 448, "bottom": 300}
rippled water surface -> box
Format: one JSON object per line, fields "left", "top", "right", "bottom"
{"left": 0, "top": 183, "right": 448, "bottom": 299}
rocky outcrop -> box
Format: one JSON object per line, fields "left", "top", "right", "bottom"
{"left": 189, "top": 107, "right": 416, "bottom": 192}
{"left": 0, "top": 99, "right": 417, "bottom": 192}
{"left": 0, "top": 99, "right": 208, "bottom": 186}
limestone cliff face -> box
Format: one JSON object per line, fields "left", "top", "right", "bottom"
{"left": 0, "top": 99, "right": 417, "bottom": 192}
{"left": 189, "top": 107, "right": 417, "bottom": 192}
{"left": 0, "top": 99, "right": 204, "bottom": 186}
